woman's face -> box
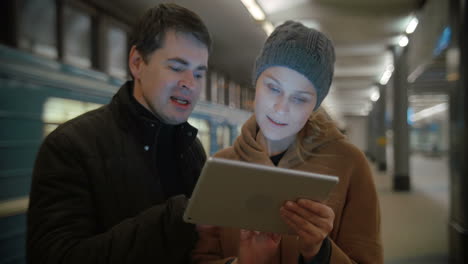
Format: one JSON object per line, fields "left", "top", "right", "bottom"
{"left": 255, "top": 66, "right": 317, "bottom": 142}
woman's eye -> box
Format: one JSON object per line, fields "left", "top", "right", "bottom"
{"left": 293, "top": 97, "right": 307, "bottom": 103}
{"left": 268, "top": 83, "right": 280, "bottom": 93}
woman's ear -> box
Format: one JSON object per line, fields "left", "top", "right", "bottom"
{"left": 129, "top": 46, "right": 144, "bottom": 79}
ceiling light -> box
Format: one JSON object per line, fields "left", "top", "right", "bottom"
{"left": 379, "top": 64, "right": 394, "bottom": 85}
{"left": 262, "top": 21, "right": 275, "bottom": 35}
{"left": 406, "top": 17, "right": 419, "bottom": 34}
{"left": 407, "top": 63, "right": 427, "bottom": 83}
{"left": 299, "top": 20, "right": 321, "bottom": 30}
{"left": 399, "top": 35, "right": 409, "bottom": 47}
{"left": 370, "top": 90, "right": 380, "bottom": 102}
{"left": 410, "top": 103, "right": 448, "bottom": 122}
{"left": 364, "top": 102, "right": 373, "bottom": 112}
{"left": 240, "top": 0, "right": 266, "bottom": 20}
{"left": 256, "top": 0, "right": 308, "bottom": 14}
{"left": 274, "top": 19, "right": 320, "bottom": 31}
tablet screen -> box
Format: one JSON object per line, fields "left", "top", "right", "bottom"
{"left": 184, "top": 157, "right": 339, "bottom": 234}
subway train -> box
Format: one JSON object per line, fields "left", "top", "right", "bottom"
{"left": 1, "top": 1, "right": 259, "bottom": 262}
{"left": 0, "top": 40, "right": 250, "bottom": 264}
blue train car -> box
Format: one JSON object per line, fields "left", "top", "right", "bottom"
{"left": 0, "top": 44, "right": 251, "bottom": 263}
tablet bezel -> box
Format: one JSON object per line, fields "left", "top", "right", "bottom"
{"left": 184, "top": 157, "right": 339, "bottom": 234}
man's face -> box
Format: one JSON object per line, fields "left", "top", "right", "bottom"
{"left": 255, "top": 66, "right": 318, "bottom": 142}
{"left": 130, "top": 30, "right": 209, "bottom": 125}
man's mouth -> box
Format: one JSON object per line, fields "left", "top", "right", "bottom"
{"left": 170, "top": 96, "right": 190, "bottom": 106}
{"left": 267, "top": 116, "right": 287, "bottom": 126}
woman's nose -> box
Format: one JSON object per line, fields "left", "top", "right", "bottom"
{"left": 274, "top": 98, "right": 289, "bottom": 113}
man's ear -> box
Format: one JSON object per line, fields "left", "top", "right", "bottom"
{"left": 129, "top": 46, "right": 144, "bottom": 79}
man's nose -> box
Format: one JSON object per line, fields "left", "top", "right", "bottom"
{"left": 178, "top": 71, "right": 196, "bottom": 90}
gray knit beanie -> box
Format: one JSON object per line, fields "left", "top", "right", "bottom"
{"left": 253, "top": 21, "right": 335, "bottom": 110}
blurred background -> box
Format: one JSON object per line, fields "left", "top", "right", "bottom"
{"left": 0, "top": 0, "right": 466, "bottom": 263}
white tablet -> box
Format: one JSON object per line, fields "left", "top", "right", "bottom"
{"left": 184, "top": 157, "right": 339, "bottom": 234}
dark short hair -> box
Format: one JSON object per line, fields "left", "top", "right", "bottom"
{"left": 130, "top": 3, "right": 212, "bottom": 63}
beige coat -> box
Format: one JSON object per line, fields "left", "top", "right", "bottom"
{"left": 192, "top": 111, "right": 383, "bottom": 264}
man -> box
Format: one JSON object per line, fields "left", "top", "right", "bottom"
{"left": 27, "top": 3, "right": 211, "bottom": 263}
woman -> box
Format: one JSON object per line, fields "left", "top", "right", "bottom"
{"left": 192, "top": 21, "right": 383, "bottom": 264}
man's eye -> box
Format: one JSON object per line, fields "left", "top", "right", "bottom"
{"left": 194, "top": 72, "right": 204, "bottom": 79}
{"left": 170, "top": 66, "right": 183, "bottom": 72}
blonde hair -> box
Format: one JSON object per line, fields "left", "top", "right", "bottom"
{"left": 294, "top": 108, "right": 334, "bottom": 161}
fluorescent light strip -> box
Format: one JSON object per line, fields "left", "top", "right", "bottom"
{"left": 240, "top": 0, "right": 266, "bottom": 20}
{"left": 262, "top": 21, "right": 275, "bottom": 35}
{"left": 399, "top": 35, "right": 409, "bottom": 47}
{"left": 406, "top": 17, "right": 419, "bottom": 34}
{"left": 410, "top": 103, "right": 448, "bottom": 122}
{"left": 0, "top": 196, "right": 29, "bottom": 217}
{"left": 371, "top": 90, "right": 380, "bottom": 102}
{"left": 379, "top": 65, "right": 394, "bottom": 85}
{"left": 408, "top": 63, "right": 427, "bottom": 83}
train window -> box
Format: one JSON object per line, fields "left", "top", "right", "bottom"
{"left": 63, "top": 6, "right": 92, "bottom": 68}
{"left": 229, "top": 82, "right": 241, "bottom": 108}
{"left": 106, "top": 25, "right": 128, "bottom": 79}
{"left": 210, "top": 72, "right": 218, "bottom": 104}
{"left": 42, "top": 97, "right": 102, "bottom": 137}
{"left": 18, "top": 0, "right": 57, "bottom": 59}
{"left": 216, "top": 125, "right": 231, "bottom": 149}
{"left": 199, "top": 70, "right": 208, "bottom": 102}
{"left": 188, "top": 117, "right": 211, "bottom": 155}
{"left": 217, "top": 75, "right": 226, "bottom": 105}
{"left": 241, "top": 87, "right": 255, "bottom": 111}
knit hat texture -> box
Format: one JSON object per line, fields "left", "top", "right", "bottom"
{"left": 253, "top": 21, "right": 335, "bottom": 110}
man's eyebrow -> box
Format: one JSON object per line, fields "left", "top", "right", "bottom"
{"left": 167, "top": 58, "right": 207, "bottom": 71}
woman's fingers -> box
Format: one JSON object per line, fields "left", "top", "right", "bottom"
{"left": 297, "top": 199, "right": 335, "bottom": 219}
{"left": 280, "top": 210, "right": 325, "bottom": 239}
{"left": 281, "top": 200, "right": 334, "bottom": 233}
{"left": 279, "top": 199, "right": 335, "bottom": 259}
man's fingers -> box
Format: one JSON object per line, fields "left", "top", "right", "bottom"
{"left": 196, "top": 224, "right": 219, "bottom": 235}
{"left": 265, "top": 232, "right": 282, "bottom": 243}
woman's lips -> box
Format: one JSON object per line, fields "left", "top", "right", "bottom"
{"left": 267, "top": 116, "right": 287, "bottom": 126}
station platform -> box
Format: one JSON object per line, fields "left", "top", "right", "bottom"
{"left": 373, "top": 153, "right": 449, "bottom": 263}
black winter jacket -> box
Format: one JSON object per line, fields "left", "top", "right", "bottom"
{"left": 27, "top": 81, "right": 206, "bottom": 263}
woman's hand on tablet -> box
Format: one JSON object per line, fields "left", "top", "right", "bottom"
{"left": 237, "top": 229, "right": 281, "bottom": 264}
{"left": 279, "top": 199, "right": 334, "bottom": 262}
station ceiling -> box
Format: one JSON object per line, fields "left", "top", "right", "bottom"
{"left": 94, "top": 0, "right": 430, "bottom": 121}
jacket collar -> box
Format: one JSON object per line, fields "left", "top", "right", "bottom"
{"left": 233, "top": 108, "right": 345, "bottom": 168}
{"left": 110, "top": 81, "right": 198, "bottom": 153}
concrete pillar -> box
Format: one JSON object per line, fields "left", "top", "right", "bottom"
{"left": 448, "top": 0, "right": 468, "bottom": 262}
{"left": 392, "top": 45, "right": 411, "bottom": 191}
{"left": 367, "top": 105, "right": 376, "bottom": 162}
{"left": 375, "top": 84, "right": 387, "bottom": 171}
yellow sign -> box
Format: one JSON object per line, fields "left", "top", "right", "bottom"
{"left": 377, "top": 137, "right": 387, "bottom": 146}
